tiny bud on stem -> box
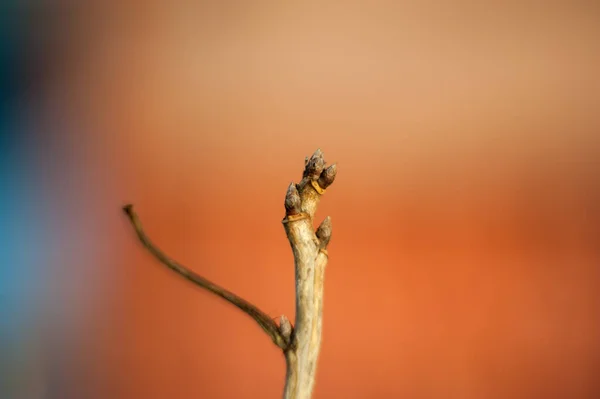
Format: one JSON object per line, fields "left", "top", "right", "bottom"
{"left": 316, "top": 216, "right": 332, "bottom": 248}
{"left": 318, "top": 163, "right": 337, "bottom": 189}
{"left": 279, "top": 315, "right": 292, "bottom": 339}
{"left": 285, "top": 182, "right": 301, "bottom": 214}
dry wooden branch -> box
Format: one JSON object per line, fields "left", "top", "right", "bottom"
{"left": 123, "top": 148, "right": 337, "bottom": 399}
{"left": 281, "top": 149, "right": 336, "bottom": 399}
{"left": 122, "top": 204, "right": 290, "bottom": 349}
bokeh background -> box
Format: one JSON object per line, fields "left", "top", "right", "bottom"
{"left": 1, "top": 1, "right": 599, "bottom": 398}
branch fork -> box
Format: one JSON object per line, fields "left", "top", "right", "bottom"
{"left": 123, "top": 148, "right": 337, "bottom": 399}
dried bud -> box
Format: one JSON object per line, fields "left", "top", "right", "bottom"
{"left": 303, "top": 148, "right": 326, "bottom": 180}
{"left": 316, "top": 216, "right": 332, "bottom": 248}
{"left": 284, "top": 182, "right": 301, "bottom": 214}
{"left": 318, "top": 163, "right": 337, "bottom": 189}
{"left": 279, "top": 315, "right": 292, "bottom": 339}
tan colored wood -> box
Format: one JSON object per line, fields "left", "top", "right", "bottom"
{"left": 124, "top": 149, "right": 337, "bottom": 399}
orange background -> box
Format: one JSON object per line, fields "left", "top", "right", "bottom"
{"left": 5, "top": 1, "right": 600, "bottom": 398}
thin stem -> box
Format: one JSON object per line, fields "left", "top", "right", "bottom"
{"left": 122, "top": 204, "right": 289, "bottom": 350}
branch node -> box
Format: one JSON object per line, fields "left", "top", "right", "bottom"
{"left": 310, "top": 180, "right": 326, "bottom": 195}
{"left": 282, "top": 212, "right": 309, "bottom": 224}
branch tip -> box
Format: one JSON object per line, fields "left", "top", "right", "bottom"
{"left": 304, "top": 148, "right": 326, "bottom": 180}
{"left": 318, "top": 163, "right": 337, "bottom": 189}
{"left": 122, "top": 203, "right": 134, "bottom": 215}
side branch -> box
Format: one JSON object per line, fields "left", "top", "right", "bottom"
{"left": 122, "top": 204, "right": 290, "bottom": 350}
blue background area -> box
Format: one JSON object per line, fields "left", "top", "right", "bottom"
{"left": 0, "top": 0, "right": 46, "bottom": 354}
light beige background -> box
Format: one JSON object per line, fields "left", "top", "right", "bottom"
{"left": 19, "top": 1, "right": 600, "bottom": 398}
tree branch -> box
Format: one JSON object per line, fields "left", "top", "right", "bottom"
{"left": 122, "top": 204, "right": 290, "bottom": 350}
{"left": 282, "top": 149, "right": 337, "bottom": 399}
{"left": 122, "top": 148, "right": 337, "bottom": 399}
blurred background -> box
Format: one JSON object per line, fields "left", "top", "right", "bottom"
{"left": 1, "top": 1, "right": 599, "bottom": 398}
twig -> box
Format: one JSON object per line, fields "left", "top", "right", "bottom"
{"left": 282, "top": 149, "right": 336, "bottom": 399}
{"left": 122, "top": 148, "right": 337, "bottom": 399}
{"left": 122, "top": 204, "right": 290, "bottom": 350}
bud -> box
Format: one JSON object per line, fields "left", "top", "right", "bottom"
{"left": 303, "top": 148, "right": 326, "bottom": 179}
{"left": 279, "top": 315, "right": 292, "bottom": 339}
{"left": 318, "top": 163, "right": 337, "bottom": 189}
{"left": 284, "top": 182, "right": 301, "bottom": 214}
{"left": 316, "top": 216, "right": 332, "bottom": 247}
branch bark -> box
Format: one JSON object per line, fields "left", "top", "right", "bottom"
{"left": 282, "top": 149, "right": 336, "bottom": 399}
{"left": 123, "top": 148, "right": 337, "bottom": 399}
